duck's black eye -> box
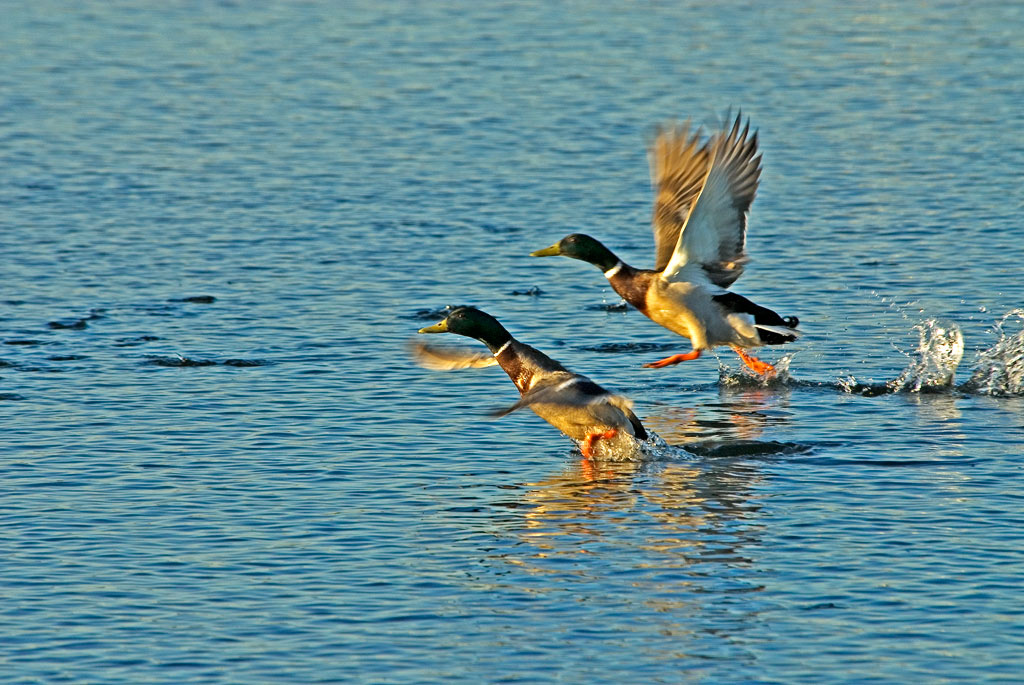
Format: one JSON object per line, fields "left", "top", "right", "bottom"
{"left": 450, "top": 307, "right": 477, "bottom": 325}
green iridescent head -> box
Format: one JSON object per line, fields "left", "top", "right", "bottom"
{"left": 418, "top": 307, "right": 512, "bottom": 353}
{"left": 530, "top": 233, "right": 620, "bottom": 272}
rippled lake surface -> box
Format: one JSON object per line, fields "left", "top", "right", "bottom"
{"left": 3, "top": 1, "right": 1024, "bottom": 682}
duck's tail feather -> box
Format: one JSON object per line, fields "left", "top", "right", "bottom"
{"left": 713, "top": 292, "right": 800, "bottom": 345}
{"left": 755, "top": 323, "right": 801, "bottom": 345}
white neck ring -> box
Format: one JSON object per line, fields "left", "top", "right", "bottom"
{"left": 603, "top": 261, "right": 623, "bottom": 278}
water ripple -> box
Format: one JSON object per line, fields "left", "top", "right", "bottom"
{"left": 2, "top": 1, "right": 1023, "bottom": 683}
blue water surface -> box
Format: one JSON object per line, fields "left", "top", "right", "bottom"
{"left": 3, "top": 1, "right": 1024, "bottom": 682}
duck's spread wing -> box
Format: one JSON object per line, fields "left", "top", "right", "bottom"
{"left": 649, "top": 121, "right": 712, "bottom": 271}
{"left": 409, "top": 340, "right": 498, "bottom": 370}
{"left": 661, "top": 113, "right": 761, "bottom": 288}
{"left": 488, "top": 375, "right": 631, "bottom": 417}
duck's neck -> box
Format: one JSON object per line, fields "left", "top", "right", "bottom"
{"left": 581, "top": 240, "right": 624, "bottom": 274}
{"left": 483, "top": 331, "right": 528, "bottom": 391}
{"left": 601, "top": 259, "right": 637, "bottom": 281}
{"left": 580, "top": 244, "right": 646, "bottom": 309}
{"left": 472, "top": 322, "right": 514, "bottom": 356}
{"left": 606, "top": 264, "right": 650, "bottom": 311}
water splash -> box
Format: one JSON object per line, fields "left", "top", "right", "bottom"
{"left": 574, "top": 429, "right": 677, "bottom": 462}
{"left": 632, "top": 430, "right": 681, "bottom": 461}
{"left": 718, "top": 353, "right": 795, "bottom": 389}
{"left": 962, "top": 309, "right": 1024, "bottom": 396}
{"left": 837, "top": 376, "right": 892, "bottom": 396}
{"left": 838, "top": 311, "right": 1024, "bottom": 397}
{"left": 888, "top": 319, "right": 964, "bottom": 393}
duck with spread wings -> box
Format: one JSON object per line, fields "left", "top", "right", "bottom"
{"left": 531, "top": 114, "right": 799, "bottom": 375}
{"left": 413, "top": 307, "right": 647, "bottom": 458}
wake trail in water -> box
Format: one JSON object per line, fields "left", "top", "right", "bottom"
{"left": 570, "top": 428, "right": 807, "bottom": 463}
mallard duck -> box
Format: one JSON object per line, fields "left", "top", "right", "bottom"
{"left": 531, "top": 114, "right": 799, "bottom": 374}
{"left": 414, "top": 307, "right": 647, "bottom": 458}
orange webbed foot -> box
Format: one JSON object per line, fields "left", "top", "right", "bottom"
{"left": 732, "top": 347, "right": 775, "bottom": 375}
{"left": 643, "top": 349, "right": 701, "bottom": 368}
{"left": 581, "top": 428, "right": 619, "bottom": 458}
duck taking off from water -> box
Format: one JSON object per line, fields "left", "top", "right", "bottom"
{"left": 414, "top": 307, "right": 647, "bottom": 458}
{"left": 531, "top": 113, "right": 799, "bottom": 375}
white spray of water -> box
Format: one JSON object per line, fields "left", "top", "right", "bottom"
{"left": 718, "top": 353, "right": 796, "bottom": 388}
{"left": 888, "top": 319, "right": 964, "bottom": 393}
{"left": 839, "top": 310, "right": 1024, "bottom": 396}
{"left": 574, "top": 429, "right": 676, "bottom": 462}
{"left": 963, "top": 309, "right": 1024, "bottom": 397}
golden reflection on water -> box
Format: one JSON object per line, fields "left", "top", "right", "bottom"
{"left": 500, "top": 388, "right": 792, "bottom": 588}
{"left": 646, "top": 385, "right": 791, "bottom": 447}
{"left": 514, "top": 459, "right": 763, "bottom": 560}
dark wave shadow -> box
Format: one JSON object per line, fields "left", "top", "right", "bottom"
{"left": 145, "top": 356, "right": 270, "bottom": 368}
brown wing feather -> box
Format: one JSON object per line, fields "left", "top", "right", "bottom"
{"left": 409, "top": 340, "right": 498, "bottom": 370}
{"left": 649, "top": 122, "right": 712, "bottom": 271}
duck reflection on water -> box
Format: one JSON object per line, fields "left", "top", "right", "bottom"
{"left": 495, "top": 387, "right": 798, "bottom": 575}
